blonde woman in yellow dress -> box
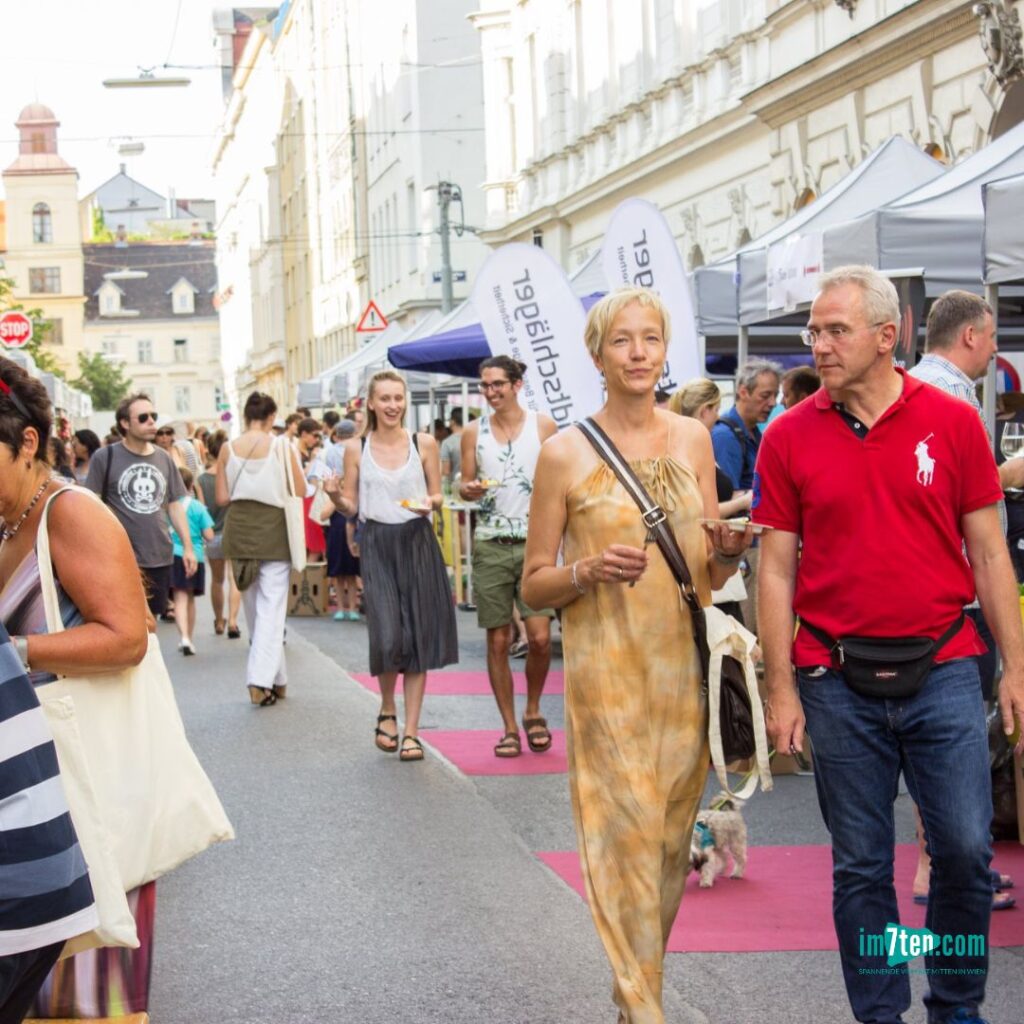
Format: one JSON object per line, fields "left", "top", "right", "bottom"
{"left": 522, "top": 287, "right": 752, "bottom": 1024}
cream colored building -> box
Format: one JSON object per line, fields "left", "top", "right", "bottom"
{"left": 1, "top": 104, "right": 86, "bottom": 375}
{"left": 472, "top": 0, "right": 1024, "bottom": 271}
{"left": 82, "top": 242, "right": 224, "bottom": 428}
{"left": 212, "top": 0, "right": 489, "bottom": 412}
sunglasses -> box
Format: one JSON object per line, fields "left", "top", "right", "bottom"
{"left": 0, "top": 378, "right": 31, "bottom": 421}
{"left": 156, "top": 428, "right": 175, "bottom": 437}
{"left": 136, "top": 412, "right": 159, "bottom": 424}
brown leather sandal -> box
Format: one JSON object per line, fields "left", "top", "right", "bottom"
{"left": 523, "top": 716, "right": 552, "bottom": 752}
{"left": 494, "top": 731, "right": 522, "bottom": 758}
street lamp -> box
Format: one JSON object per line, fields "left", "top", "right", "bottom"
{"left": 103, "top": 69, "right": 191, "bottom": 89}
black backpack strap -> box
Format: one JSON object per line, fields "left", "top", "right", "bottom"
{"left": 715, "top": 417, "right": 752, "bottom": 482}
{"left": 100, "top": 442, "right": 118, "bottom": 505}
{"left": 577, "top": 417, "right": 710, "bottom": 682}
{"left": 412, "top": 431, "right": 420, "bottom": 453}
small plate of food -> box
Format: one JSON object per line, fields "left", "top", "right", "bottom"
{"left": 397, "top": 498, "right": 432, "bottom": 512}
{"left": 699, "top": 517, "right": 773, "bottom": 535}
{"left": 478, "top": 478, "right": 500, "bottom": 489}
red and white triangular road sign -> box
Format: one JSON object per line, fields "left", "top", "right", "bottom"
{"left": 356, "top": 300, "right": 388, "bottom": 333}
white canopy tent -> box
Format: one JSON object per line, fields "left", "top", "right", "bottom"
{"left": 822, "top": 119, "right": 1024, "bottom": 296}
{"left": 983, "top": 172, "right": 1024, "bottom": 288}
{"left": 296, "top": 311, "right": 446, "bottom": 408}
{"left": 693, "top": 137, "right": 943, "bottom": 341}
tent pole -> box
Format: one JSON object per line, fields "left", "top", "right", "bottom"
{"left": 737, "top": 324, "right": 749, "bottom": 369}
{"left": 984, "top": 283, "right": 998, "bottom": 452}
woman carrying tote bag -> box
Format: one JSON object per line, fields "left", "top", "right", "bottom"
{"left": 0, "top": 357, "right": 164, "bottom": 1018}
{"left": 217, "top": 391, "right": 306, "bottom": 706}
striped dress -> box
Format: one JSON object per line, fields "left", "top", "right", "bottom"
{"left": 0, "top": 623, "right": 98, "bottom": 955}
{"left": 0, "top": 531, "right": 156, "bottom": 1017}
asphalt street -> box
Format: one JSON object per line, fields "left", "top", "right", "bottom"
{"left": 147, "top": 605, "right": 1024, "bottom": 1024}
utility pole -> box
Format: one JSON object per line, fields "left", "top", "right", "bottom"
{"left": 429, "top": 181, "right": 463, "bottom": 314}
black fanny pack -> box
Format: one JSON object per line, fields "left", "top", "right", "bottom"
{"left": 800, "top": 613, "right": 965, "bottom": 699}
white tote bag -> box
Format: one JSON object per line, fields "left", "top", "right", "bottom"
{"left": 35, "top": 488, "right": 235, "bottom": 892}
{"left": 39, "top": 695, "right": 139, "bottom": 956}
{"left": 277, "top": 436, "right": 308, "bottom": 572}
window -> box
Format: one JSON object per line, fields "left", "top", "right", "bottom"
{"left": 32, "top": 203, "right": 52, "bottom": 243}
{"left": 29, "top": 267, "right": 60, "bottom": 293}
{"left": 174, "top": 386, "right": 192, "bottom": 415}
{"left": 137, "top": 339, "right": 153, "bottom": 364}
{"left": 173, "top": 338, "right": 189, "bottom": 363}
{"left": 170, "top": 280, "right": 196, "bottom": 315}
{"left": 42, "top": 319, "right": 63, "bottom": 346}
{"left": 101, "top": 338, "right": 118, "bottom": 357}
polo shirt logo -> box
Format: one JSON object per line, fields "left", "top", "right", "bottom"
{"left": 914, "top": 434, "right": 936, "bottom": 487}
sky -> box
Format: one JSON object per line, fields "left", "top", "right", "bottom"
{"left": 2, "top": 0, "right": 226, "bottom": 201}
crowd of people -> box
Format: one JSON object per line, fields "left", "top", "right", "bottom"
{"left": 3, "top": 266, "right": 1024, "bottom": 1024}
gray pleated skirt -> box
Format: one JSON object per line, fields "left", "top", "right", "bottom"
{"left": 361, "top": 517, "right": 459, "bottom": 676}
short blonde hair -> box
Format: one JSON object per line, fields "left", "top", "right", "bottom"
{"left": 669, "top": 378, "right": 721, "bottom": 418}
{"left": 583, "top": 287, "right": 671, "bottom": 358}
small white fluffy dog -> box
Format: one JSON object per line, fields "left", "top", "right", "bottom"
{"left": 690, "top": 793, "right": 748, "bottom": 888}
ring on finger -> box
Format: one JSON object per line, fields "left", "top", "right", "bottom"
{"left": 617, "top": 566, "right": 624, "bottom": 579}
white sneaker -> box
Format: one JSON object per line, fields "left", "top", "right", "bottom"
{"left": 179, "top": 640, "right": 196, "bottom": 656}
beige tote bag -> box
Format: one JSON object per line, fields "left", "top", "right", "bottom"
{"left": 35, "top": 488, "right": 235, "bottom": 892}
{"left": 39, "top": 695, "right": 139, "bottom": 956}
{"left": 276, "top": 435, "right": 308, "bottom": 572}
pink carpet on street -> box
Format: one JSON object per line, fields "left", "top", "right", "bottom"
{"left": 351, "top": 669, "right": 565, "bottom": 696}
{"left": 422, "top": 729, "right": 568, "bottom": 775}
{"left": 538, "top": 843, "right": 1024, "bottom": 953}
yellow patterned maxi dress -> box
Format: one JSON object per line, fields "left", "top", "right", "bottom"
{"left": 561, "top": 456, "right": 710, "bottom": 1024}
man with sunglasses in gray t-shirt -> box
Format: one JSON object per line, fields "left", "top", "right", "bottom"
{"left": 85, "top": 393, "right": 195, "bottom": 617}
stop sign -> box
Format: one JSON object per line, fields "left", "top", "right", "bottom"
{"left": 0, "top": 312, "right": 32, "bottom": 349}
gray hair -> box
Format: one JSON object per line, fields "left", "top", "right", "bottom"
{"left": 817, "top": 264, "right": 901, "bottom": 330}
{"left": 735, "top": 359, "right": 783, "bottom": 393}
{"left": 925, "top": 290, "right": 992, "bottom": 352}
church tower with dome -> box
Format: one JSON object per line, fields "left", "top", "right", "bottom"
{"left": 2, "top": 103, "right": 85, "bottom": 374}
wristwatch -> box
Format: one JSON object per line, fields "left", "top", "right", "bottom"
{"left": 10, "top": 635, "right": 30, "bottom": 672}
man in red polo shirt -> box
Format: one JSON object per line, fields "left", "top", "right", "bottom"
{"left": 754, "top": 265, "right": 1024, "bottom": 1024}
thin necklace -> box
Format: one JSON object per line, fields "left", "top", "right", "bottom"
{"left": 0, "top": 479, "right": 50, "bottom": 543}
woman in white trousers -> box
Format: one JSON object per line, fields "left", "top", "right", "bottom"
{"left": 217, "top": 392, "right": 305, "bottom": 706}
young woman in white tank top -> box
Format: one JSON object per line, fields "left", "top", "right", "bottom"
{"left": 215, "top": 394, "right": 305, "bottom": 706}
{"left": 326, "top": 371, "right": 458, "bottom": 761}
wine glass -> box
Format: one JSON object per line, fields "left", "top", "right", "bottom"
{"left": 1001, "top": 422, "right": 1024, "bottom": 461}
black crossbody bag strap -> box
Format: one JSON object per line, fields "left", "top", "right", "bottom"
{"left": 800, "top": 614, "right": 966, "bottom": 667}
{"left": 578, "top": 418, "right": 711, "bottom": 682}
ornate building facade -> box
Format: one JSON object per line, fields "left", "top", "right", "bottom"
{"left": 471, "top": 0, "right": 1024, "bottom": 272}
{"left": 212, "top": 0, "right": 490, "bottom": 413}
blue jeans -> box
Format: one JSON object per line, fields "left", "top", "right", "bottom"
{"left": 798, "top": 660, "right": 993, "bottom": 1024}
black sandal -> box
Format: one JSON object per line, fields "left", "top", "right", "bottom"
{"left": 523, "top": 716, "right": 552, "bottom": 752}
{"left": 375, "top": 713, "right": 399, "bottom": 753}
{"left": 494, "top": 731, "right": 522, "bottom": 758}
{"left": 399, "top": 736, "right": 424, "bottom": 762}
{"left": 248, "top": 685, "right": 277, "bottom": 707}
{"left": 227, "top": 626, "right": 241, "bottom": 639}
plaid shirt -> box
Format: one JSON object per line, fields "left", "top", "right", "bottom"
{"left": 908, "top": 353, "right": 982, "bottom": 416}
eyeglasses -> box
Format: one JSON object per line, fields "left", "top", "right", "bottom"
{"left": 478, "top": 381, "right": 511, "bottom": 394}
{"left": 156, "top": 428, "right": 175, "bottom": 437}
{"left": 800, "top": 322, "right": 885, "bottom": 347}
{"left": 136, "top": 412, "right": 159, "bottom": 424}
